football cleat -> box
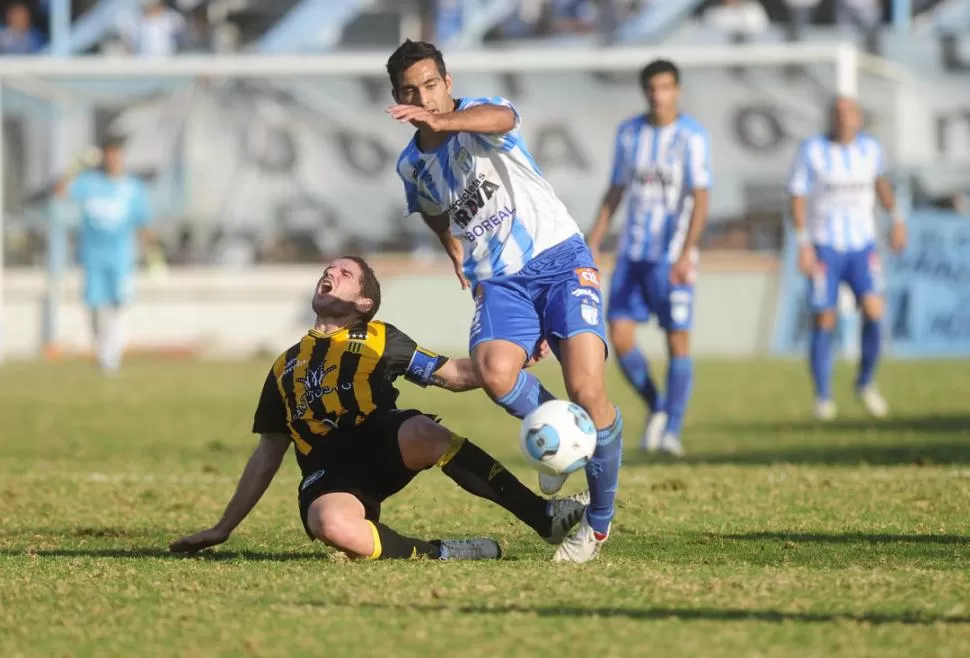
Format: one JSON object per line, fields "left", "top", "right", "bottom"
{"left": 543, "top": 490, "right": 590, "bottom": 545}
{"left": 658, "top": 432, "right": 684, "bottom": 457}
{"left": 553, "top": 514, "right": 608, "bottom": 564}
{"left": 857, "top": 385, "right": 889, "bottom": 418}
{"left": 538, "top": 472, "right": 569, "bottom": 496}
{"left": 640, "top": 411, "right": 667, "bottom": 453}
{"left": 813, "top": 398, "right": 837, "bottom": 421}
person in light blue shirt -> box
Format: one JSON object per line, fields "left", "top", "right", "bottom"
{"left": 587, "top": 60, "right": 712, "bottom": 458}
{"left": 57, "top": 137, "right": 153, "bottom": 374}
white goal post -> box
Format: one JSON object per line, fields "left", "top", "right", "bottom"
{"left": 0, "top": 42, "right": 904, "bottom": 363}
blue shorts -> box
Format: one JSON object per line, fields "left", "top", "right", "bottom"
{"left": 809, "top": 244, "right": 883, "bottom": 311}
{"left": 83, "top": 262, "right": 132, "bottom": 308}
{"left": 606, "top": 258, "right": 694, "bottom": 331}
{"left": 469, "top": 235, "right": 608, "bottom": 359}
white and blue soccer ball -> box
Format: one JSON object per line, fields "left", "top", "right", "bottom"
{"left": 519, "top": 400, "right": 597, "bottom": 475}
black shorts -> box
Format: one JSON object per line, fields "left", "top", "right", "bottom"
{"left": 297, "top": 408, "right": 433, "bottom": 539}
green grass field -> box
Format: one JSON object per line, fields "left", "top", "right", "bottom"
{"left": 1, "top": 357, "right": 969, "bottom": 657}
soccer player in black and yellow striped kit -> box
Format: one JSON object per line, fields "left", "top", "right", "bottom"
{"left": 170, "top": 256, "right": 588, "bottom": 561}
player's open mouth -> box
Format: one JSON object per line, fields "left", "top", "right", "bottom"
{"left": 320, "top": 280, "right": 334, "bottom": 293}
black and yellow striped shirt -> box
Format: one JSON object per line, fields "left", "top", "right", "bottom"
{"left": 252, "top": 320, "right": 447, "bottom": 457}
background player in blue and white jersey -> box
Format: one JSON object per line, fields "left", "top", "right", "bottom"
{"left": 386, "top": 40, "right": 622, "bottom": 564}
{"left": 56, "top": 137, "right": 153, "bottom": 374}
{"left": 788, "top": 97, "right": 907, "bottom": 421}
{"left": 587, "top": 60, "right": 711, "bottom": 458}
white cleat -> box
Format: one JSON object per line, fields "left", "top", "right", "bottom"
{"left": 553, "top": 514, "right": 608, "bottom": 564}
{"left": 543, "top": 490, "right": 590, "bottom": 545}
{"left": 858, "top": 385, "right": 889, "bottom": 418}
{"left": 539, "top": 472, "right": 569, "bottom": 496}
{"left": 438, "top": 538, "right": 502, "bottom": 561}
{"left": 639, "top": 411, "right": 668, "bottom": 453}
{"left": 813, "top": 398, "right": 837, "bottom": 421}
{"left": 658, "top": 432, "right": 684, "bottom": 458}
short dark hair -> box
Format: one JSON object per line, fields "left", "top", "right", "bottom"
{"left": 344, "top": 256, "right": 381, "bottom": 322}
{"left": 101, "top": 135, "right": 126, "bottom": 151}
{"left": 640, "top": 59, "right": 680, "bottom": 89}
{"left": 386, "top": 39, "right": 447, "bottom": 91}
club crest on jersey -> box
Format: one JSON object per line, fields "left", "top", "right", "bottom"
{"left": 576, "top": 268, "right": 600, "bottom": 288}
{"left": 454, "top": 147, "right": 474, "bottom": 175}
{"left": 581, "top": 303, "right": 599, "bottom": 326}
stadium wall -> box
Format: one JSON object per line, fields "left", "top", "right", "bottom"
{"left": 3, "top": 253, "right": 779, "bottom": 360}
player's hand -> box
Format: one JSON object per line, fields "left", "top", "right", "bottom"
{"left": 525, "top": 340, "right": 551, "bottom": 368}
{"left": 386, "top": 105, "right": 444, "bottom": 132}
{"left": 890, "top": 221, "right": 907, "bottom": 254}
{"left": 669, "top": 256, "right": 693, "bottom": 286}
{"left": 452, "top": 261, "right": 470, "bottom": 290}
{"left": 797, "top": 244, "right": 817, "bottom": 276}
{"left": 169, "top": 527, "right": 229, "bottom": 554}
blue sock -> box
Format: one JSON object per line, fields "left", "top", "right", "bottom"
{"left": 810, "top": 327, "right": 834, "bottom": 399}
{"left": 857, "top": 319, "right": 881, "bottom": 389}
{"left": 664, "top": 356, "right": 693, "bottom": 437}
{"left": 617, "top": 348, "right": 664, "bottom": 412}
{"left": 585, "top": 407, "right": 623, "bottom": 537}
{"left": 493, "top": 371, "right": 557, "bottom": 420}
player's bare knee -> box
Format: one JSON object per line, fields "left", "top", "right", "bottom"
{"left": 667, "top": 330, "right": 690, "bottom": 358}
{"left": 608, "top": 322, "right": 636, "bottom": 354}
{"left": 398, "top": 415, "right": 450, "bottom": 470}
{"left": 861, "top": 295, "right": 884, "bottom": 321}
{"left": 309, "top": 507, "right": 357, "bottom": 552}
{"left": 565, "top": 379, "right": 611, "bottom": 425}
{"left": 815, "top": 311, "right": 837, "bottom": 331}
{"left": 474, "top": 352, "right": 521, "bottom": 399}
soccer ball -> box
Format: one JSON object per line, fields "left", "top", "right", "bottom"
{"left": 519, "top": 400, "right": 597, "bottom": 475}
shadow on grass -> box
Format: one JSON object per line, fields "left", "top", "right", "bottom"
{"left": 627, "top": 414, "right": 970, "bottom": 466}
{"left": 306, "top": 602, "right": 970, "bottom": 625}
{"left": 712, "top": 532, "right": 970, "bottom": 545}
{"left": 0, "top": 547, "right": 323, "bottom": 561}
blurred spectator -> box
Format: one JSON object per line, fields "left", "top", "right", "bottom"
{"left": 487, "top": 0, "right": 545, "bottom": 40}
{"left": 546, "top": 0, "right": 600, "bottom": 35}
{"left": 119, "top": 0, "right": 186, "bottom": 57}
{"left": 0, "top": 2, "right": 44, "bottom": 55}
{"left": 703, "top": 0, "right": 769, "bottom": 40}
{"left": 835, "top": 0, "right": 881, "bottom": 53}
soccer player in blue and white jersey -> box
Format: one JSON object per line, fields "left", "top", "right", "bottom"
{"left": 56, "top": 138, "right": 153, "bottom": 375}
{"left": 788, "top": 97, "right": 906, "bottom": 421}
{"left": 386, "top": 40, "right": 622, "bottom": 564}
{"left": 586, "top": 60, "right": 711, "bottom": 458}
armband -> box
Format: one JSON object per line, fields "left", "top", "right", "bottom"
{"left": 405, "top": 348, "right": 445, "bottom": 387}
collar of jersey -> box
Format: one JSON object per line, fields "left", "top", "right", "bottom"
{"left": 308, "top": 323, "right": 353, "bottom": 339}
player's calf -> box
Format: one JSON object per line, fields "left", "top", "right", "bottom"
{"left": 401, "top": 415, "right": 585, "bottom": 543}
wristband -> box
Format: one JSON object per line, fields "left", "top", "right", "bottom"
{"left": 892, "top": 213, "right": 906, "bottom": 225}
{"left": 795, "top": 228, "right": 809, "bottom": 245}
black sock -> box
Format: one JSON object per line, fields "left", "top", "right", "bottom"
{"left": 440, "top": 438, "right": 551, "bottom": 537}
{"left": 368, "top": 521, "right": 440, "bottom": 560}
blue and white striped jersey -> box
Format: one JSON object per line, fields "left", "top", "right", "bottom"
{"left": 395, "top": 96, "right": 581, "bottom": 287}
{"left": 788, "top": 133, "right": 886, "bottom": 252}
{"left": 609, "top": 113, "right": 712, "bottom": 263}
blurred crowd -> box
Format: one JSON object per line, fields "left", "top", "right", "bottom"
{"left": 0, "top": 1, "right": 958, "bottom": 57}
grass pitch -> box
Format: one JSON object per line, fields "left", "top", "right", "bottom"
{"left": 1, "top": 357, "right": 968, "bottom": 657}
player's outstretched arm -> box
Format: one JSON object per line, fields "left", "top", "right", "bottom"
{"left": 428, "top": 342, "right": 550, "bottom": 392}
{"left": 169, "top": 432, "right": 290, "bottom": 554}
{"left": 388, "top": 103, "right": 516, "bottom": 136}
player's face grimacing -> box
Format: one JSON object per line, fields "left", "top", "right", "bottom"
{"left": 393, "top": 58, "right": 454, "bottom": 115}
{"left": 643, "top": 72, "right": 680, "bottom": 119}
{"left": 830, "top": 97, "right": 862, "bottom": 143}
{"left": 312, "top": 258, "right": 372, "bottom": 319}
